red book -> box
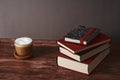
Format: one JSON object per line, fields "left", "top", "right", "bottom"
{"left": 57, "top": 33, "right": 111, "bottom": 53}
{"left": 59, "top": 43, "right": 110, "bottom": 62}
{"left": 57, "top": 48, "right": 110, "bottom": 75}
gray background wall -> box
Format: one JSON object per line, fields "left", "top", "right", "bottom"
{"left": 0, "top": 0, "right": 120, "bottom": 43}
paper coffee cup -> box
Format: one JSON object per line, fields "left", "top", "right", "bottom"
{"left": 14, "top": 37, "right": 33, "bottom": 56}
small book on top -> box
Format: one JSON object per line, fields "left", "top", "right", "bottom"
{"left": 57, "top": 48, "right": 110, "bottom": 75}
{"left": 57, "top": 33, "right": 111, "bottom": 53}
{"left": 64, "top": 25, "right": 100, "bottom": 45}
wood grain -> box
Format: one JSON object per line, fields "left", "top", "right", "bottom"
{"left": 0, "top": 39, "right": 120, "bottom": 80}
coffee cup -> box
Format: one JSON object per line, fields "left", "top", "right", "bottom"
{"left": 14, "top": 37, "right": 33, "bottom": 56}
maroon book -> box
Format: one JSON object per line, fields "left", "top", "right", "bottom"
{"left": 57, "top": 48, "right": 110, "bottom": 75}
{"left": 57, "top": 33, "right": 111, "bottom": 53}
{"left": 59, "top": 43, "right": 110, "bottom": 62}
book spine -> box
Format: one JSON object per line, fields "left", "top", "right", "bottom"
{"left": 83, "top": 28, "right": 100, "bottom": 45}
{"left": 80, "top": 28, "right": 95, "bottom": 44}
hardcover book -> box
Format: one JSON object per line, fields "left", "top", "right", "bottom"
{"left": 59, "top": 43, "right": 110, "bottom": 62}
{"left": 57, "top": 48, "right": 110, "bottom": 75}
{"left": 57, "top": 33, "right": 111, "bottom": 53}
{"left": 64, "top": 25, "right": 100, "bottom": 45}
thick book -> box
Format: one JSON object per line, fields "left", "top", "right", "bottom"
{"left": 57, "top": 33, "right": 111, "bottom": 53}
{"left": 57, "top": 48, "right": 110, "bottom": 75}
{"left": 64, "top": 25, "right": 100, "bottom": 45}
{"left": 59, "top": 43, "right": 110, "bottom": 62}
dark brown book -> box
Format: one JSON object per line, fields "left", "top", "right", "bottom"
{"left": 59, "top": 43, "right": 110, "bottom": 62}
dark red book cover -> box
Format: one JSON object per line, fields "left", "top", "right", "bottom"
{"left": 57, "top": 48, "right": 110, "bottom": 75}
{"left": 57, "top": 33, "right": 111, "bottom": 53}
{"left": 58, "top": 53, "right": 98, "bottom": 64}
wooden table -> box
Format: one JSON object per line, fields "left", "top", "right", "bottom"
{"left": 0, "top": 39, "right": 119, "bottom": 80}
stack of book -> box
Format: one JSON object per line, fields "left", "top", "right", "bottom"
{"left": 57, "top": 25, "right": 111, "bottom": 75}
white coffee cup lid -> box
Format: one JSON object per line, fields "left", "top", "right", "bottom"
{"left": 15, "top": 37, "right": 32, "bottom": 46}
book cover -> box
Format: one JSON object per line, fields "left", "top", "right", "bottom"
{"left": 57, "top": 48, "right": 110, "bottom": 75}
{"left": 59, "top": 43, "right": 110, "bottom": 62}
{"left": 57, "top": 33, "right": 111, "bottom": 53}
{"left": 64, "top": 25, "right": 100, "bottom": 45}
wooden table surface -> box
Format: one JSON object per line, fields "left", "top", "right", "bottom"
{"left": 0, "top": 39, "right": 120, "bottom": 80}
